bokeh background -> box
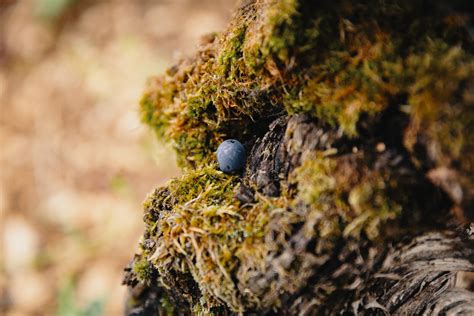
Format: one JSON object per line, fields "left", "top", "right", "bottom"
{"left": 0, "top": 0, "right": 235, "bottom": 314}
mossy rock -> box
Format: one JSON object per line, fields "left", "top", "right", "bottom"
{"left": 124, "top": 0, "right": 474, "bottom": 314}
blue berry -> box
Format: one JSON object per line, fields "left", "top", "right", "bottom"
{"left": 217, "top": 139, "right": 246, "bottom": 174}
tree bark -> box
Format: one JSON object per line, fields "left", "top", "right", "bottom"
{"left": 123, "top": 114, "right": 474, "bottom": 315}
{"left": 122, "top": 0, "right": 474, "bottom": 314}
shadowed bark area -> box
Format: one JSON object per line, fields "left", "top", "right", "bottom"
{"left": 123, "top": 0, "right": 474, "bottom": 314}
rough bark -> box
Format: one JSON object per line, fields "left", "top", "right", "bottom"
{"left": 123, "top": 114, "right": 474, "bottom": 315}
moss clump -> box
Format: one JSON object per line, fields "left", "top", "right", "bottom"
{"left": 242, "top": 0, "right": 300, "bottom": 70}
{"left": 130, "top": 0, "right": 474, "bottom": 313}
{"left": 132, "top": 258, "right": 154, "bottom": 284}
{"left": 132, "top": 150, "right": 447, "bottom": 312}
{"left": 404, "top": 40, "right": 474, "bottom": 171}
{"left": 139, "top": 0, "right": 316, "bottom": 167}
{"left": 139, "top": 165, "right": 287, "bottom": 312}
{"left": 293, "top": 152, "right": 402, "bottom": 241}
{"left": 141, "top": 0, "right": 474, "bottom": 179}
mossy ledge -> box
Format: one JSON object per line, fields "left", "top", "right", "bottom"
{"left": 124, "top": 0, "right": 474, "bottom": 314}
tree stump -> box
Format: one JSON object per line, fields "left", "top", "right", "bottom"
{"left": 122, "top": 0, "right": 474, "bottom": 314}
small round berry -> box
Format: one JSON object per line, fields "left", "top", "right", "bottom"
{"left": 217, "top": 139, "right": 246, "bottom": 174}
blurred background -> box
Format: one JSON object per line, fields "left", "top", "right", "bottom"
{"left": 0, "top": 0, "right": 235, "bottom": 314}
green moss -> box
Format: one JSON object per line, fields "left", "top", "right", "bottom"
{"left": 160, "top": 295, "right": 175, "bottom": 315}
{"left": 139, "top": 0, "right": 310, "bottom": 166}
{"left": 404, "top": 40, "right": 474, "bottom": 174}
{"left": 242, "top": 0, "right": 300, "bottom": 70}
{"left": 132, "top": 258, "right": 154, "bottom": 284}
{"left": 292, "top": 151, "right": 403, "bottom": 242}
{"left": 218, "top": 25, "right": 247, "bottom": 78}
{"left": 137, "top": 150, "right": 434, "bottom": 311}
{"left": 134, "top": 0, "right": 474, "bottom": 312}
{"left": 140, "top": 165, "right": 288, "bottom": 311}
{"left": 285, "top": 37, "right": 400, "bottom": 136}
{"left": 141, "top": 0, "right": 473, "bottom": 168}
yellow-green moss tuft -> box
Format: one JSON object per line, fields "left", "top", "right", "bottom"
{"left": 132, "top": 258, "right": 154, "bottom": 284}
{"left": 292, "top": 151, "right": 402, "bottom": 242}
{"left": 404, "top": 40, "right": 474, "bottom": 174}
{"left": 141, "top": 165, "right": 289, "bottom": 311}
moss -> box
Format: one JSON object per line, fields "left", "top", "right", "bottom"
{"left": 134, "top": 150, "right": 443, "bottom": 311}
{"left": 160, "top": 295, "right": 175, "bottom": 315}
{"left": 141, "top": 0, "right": 473, "bottom": 169}
{"left": 132, "top": 258, "right": 154, "bottom": 284}
{"left": 217, "top": 25, "right": 247, "bottom": 78}
{"left": 242, "top": 0, "right": 300, "bottom": 70}
{"left": 139, "top": 165, "right": 288, "bottom": 311}
{"left": 285, "top": 36, "right": 401, "bottom": 136}
{"left": 292, "top": 152, "right": 402, "bottom": 241}
{"left": 404, "top": 40, "right": 474, "bottom": 172}
{"left": 132, "top": 0, "right": 474, "bottom": 313}
{"left": 139, "top": 0, "right": 311, "bottom": 166}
